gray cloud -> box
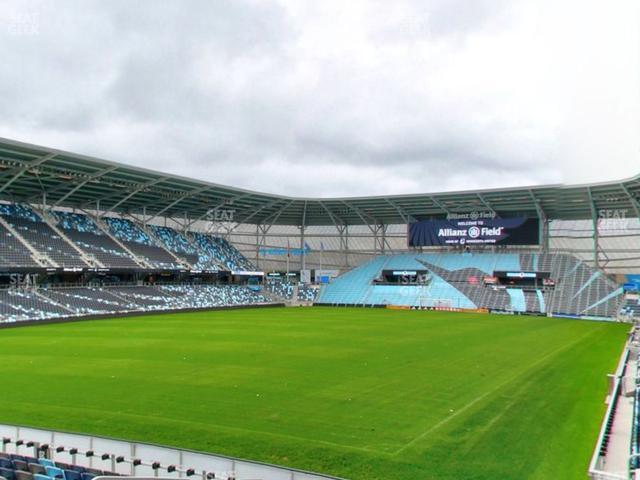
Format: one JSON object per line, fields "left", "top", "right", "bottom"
{"left": 0, "top": 0, "right": 637, "bottom": 198}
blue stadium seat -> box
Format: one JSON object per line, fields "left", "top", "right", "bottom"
{"left": 15, "top": 471, "right": 33, "bottom": 480}
{"left": 0, "top": 468, "right": 16, "bottom": 480}
{"left": 27, "top": 465, "right": 45, "bottom": 476}
{"left": 12, "top": 461, "right": 28, "bottom": 472}
{"left": 62, "top": 470, "right": 80, "bottom": 480}
{"left": 62, "top": 467, "right": 83, "bottom": 475}
{"left": 36, "top": 460, "right": 54, "bottom": 468}
{"left": 44, "top": 467, "right": 63, "bottom": 480}
{"left": 0, "top": 460, "right": 12, "bottom": 469}
{"left": 80, "top": 473, "right": 95, "bottom": 480}
{"left": 33, "top": 474, "right": 53, "bottom": 480}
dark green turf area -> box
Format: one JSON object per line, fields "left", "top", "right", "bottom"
{"left": 0, "top": 307, "right": 628, "bottom": 479}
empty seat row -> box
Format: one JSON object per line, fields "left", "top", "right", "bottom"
{"left": 0, "top": 203, "right": 256, "bottom": 273}
{"left": 0, "top": 285, "right": 272, "bottom": 323}
{"left": 0, "top": 455, "right": 107, "bottom": 480}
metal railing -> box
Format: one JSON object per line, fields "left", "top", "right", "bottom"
{"left": 589, "top": 331, "right": 633, "bottom": 480}
{"left": 0, "top": 424, "right": 343, "bottom": 480}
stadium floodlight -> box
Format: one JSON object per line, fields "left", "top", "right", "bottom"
{"left": 206, "top": 472, "right": 215, "bottom": 479}
{"left": 56, "top": 447, "right": 65, "bottom": 453}
{"left": 185, "top": 468, "right": 195, "bottom": 476}
{"left": 132, "top": 459, "right": 142, "bottom": 466}
{"left": 115, "top": 456, "right": 125, "bottom": 463}
{"left": 167, "top": 465, "right": 176, "bottom": 473}
{"left": 151, "top": 462, "right": 160, "bottom": 470}
{"left": 69, "top": 448, "right": 78, "bottom": 455}
{"left": 101, "top": 453, "right": 110, "bottom": 460}
{"left": 85, "top": 450, "right": 94, "bottom": 457}
{"left": 26, "top": 441, "right": 34, "bottom": 447}
{"left": 15, "top": 440, "right": 23, "bottom": 446}
{"left": 2, "top": 438, "right": 10, "bottom": 445}
{"left": 39, "top": 444, "right": 49, "bottom": 451}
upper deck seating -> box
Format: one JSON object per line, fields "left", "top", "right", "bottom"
{"left": 0, "top": 222, "right": 39, "bottom": 268}
{"left": 53, "top": 212, "right": 139, "bottom": 268}
{"left": 150, "top": 225, "right": 199, "bottom": 266}
{"left": 0, "top": 205, "right": 87, "bottom": 268}
{"left": 103, "top": 218, "right": 181, "bottom": 269}
{"left": 191, "top": 232, "right": 254, "bottom": 271}
{"left": 316, "top": 252, "right": 623, "bottom": 317}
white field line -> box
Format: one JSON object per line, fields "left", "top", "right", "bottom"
{"left": 393, "top": 327, "right": 602, "bottom": 456}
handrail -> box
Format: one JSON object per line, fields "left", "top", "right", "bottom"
{"left": 588, "top": 331, "right": 633, "bottom": 479}
{"left": 0, "top": 424, "right": 343, "bottom": 480}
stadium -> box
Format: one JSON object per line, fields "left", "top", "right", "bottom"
{"left": 0, "top": 0, "right": 639, "bottom": 478}
{"left": 0, "top": 136, "right": 637, "bottom": 480}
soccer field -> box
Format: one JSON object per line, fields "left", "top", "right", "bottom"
{"left": 0, "top": 307, "right": 628, "bottom": 479}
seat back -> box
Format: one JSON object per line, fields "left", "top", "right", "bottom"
{"left": 27, "top": 466, "right": 44, "bottom": 476}
{"left": 0, "top": 468, "right": 15, "bottom": 480}
{"left": 44, "top": 467, "right": 63, "bottom": 480}
{"left": 15, "top": 472, "right": 33, "bottom": 480}
{"left": 61, "top": 471, "right": 79, "bottom": 480}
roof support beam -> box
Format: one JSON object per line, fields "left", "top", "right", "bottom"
{"left": 429, "top": 196, "right": 450, "bottom": 216}
{"left": 207, "top": 198, "right": 293, "bottom": 236}
{"left": 0, "top": 153, "right": 56, "bottom": 194}
{"left": 476, "top": 193, "right": 496, "bottom": 216}
{"left": 231, "top": 198, "right": 291, "bottom": 227}
{"left": 102, "top": 177, "right": 168, "bottom": 212}
{"left": 258, "top": 200, "right": 295, "bottom": 227}
{"left": 186, "top": 192, "right": 255, "bottom": 227}
{"left": 528, "top": 189, "right": 548, "bottom": 251}
{"left": 621, "top": 184, "right": 640, "bottom": 219}
{"left": 318, "top": 201, "right": 347, "bottom": 227}
{"left": 339, "top": 201, "right": 378, "bottom": 231}
{"left": 385, "top": 198, "right": 414, "bottom": 223}
{"left": 50, "top": 166, "right": 119, "bottom": 207}
{"left": 149, "top": 185, "right": 213, "bottom": 218}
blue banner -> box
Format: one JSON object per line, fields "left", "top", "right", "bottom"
{"left": 259, "top": 243, "right": 311, "bottom": 257}
{"left": 626, "top": 275, "right": 640, "bottom": 290}
{"left": 408, "top": 217, "right": 539, "bottom": 246}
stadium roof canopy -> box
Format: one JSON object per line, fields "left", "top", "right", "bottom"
{"left": 0, "top": 137, "right": 638, "bottom": 226}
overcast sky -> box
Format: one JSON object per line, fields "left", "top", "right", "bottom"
{"left": 0, "top": 0, "right": 638, "bottom": 197}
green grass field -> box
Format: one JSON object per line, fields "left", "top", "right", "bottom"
{"left": 0, "top": 307, "right": 628, "bottom": 479}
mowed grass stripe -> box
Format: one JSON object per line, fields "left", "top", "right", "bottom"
{"left": 393, "top": 326, "right": 602, "bottom": 455}
{"left": 0, "top": 307, "right": 627, "bottom": 480}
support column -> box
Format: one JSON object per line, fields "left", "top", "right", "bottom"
{"left": 300, "top": 224, "right": 306, "bottom": 273}
{"left": 344, "top": 225, "right": 349, "bottom": 269}
{"left": 588, "top": 187, "right": 599, "bottom": 269}
{"left": 543, "top": 219, "right": 550, "bottom": 252}
{"left": 255, "top": 223, "right": 260, "bottom": 269}
{"left": 593, "top": 214, "right": 599, "bottom": 269}
{"left": 300, "top": 201, "right": 307, "bottom": 274}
